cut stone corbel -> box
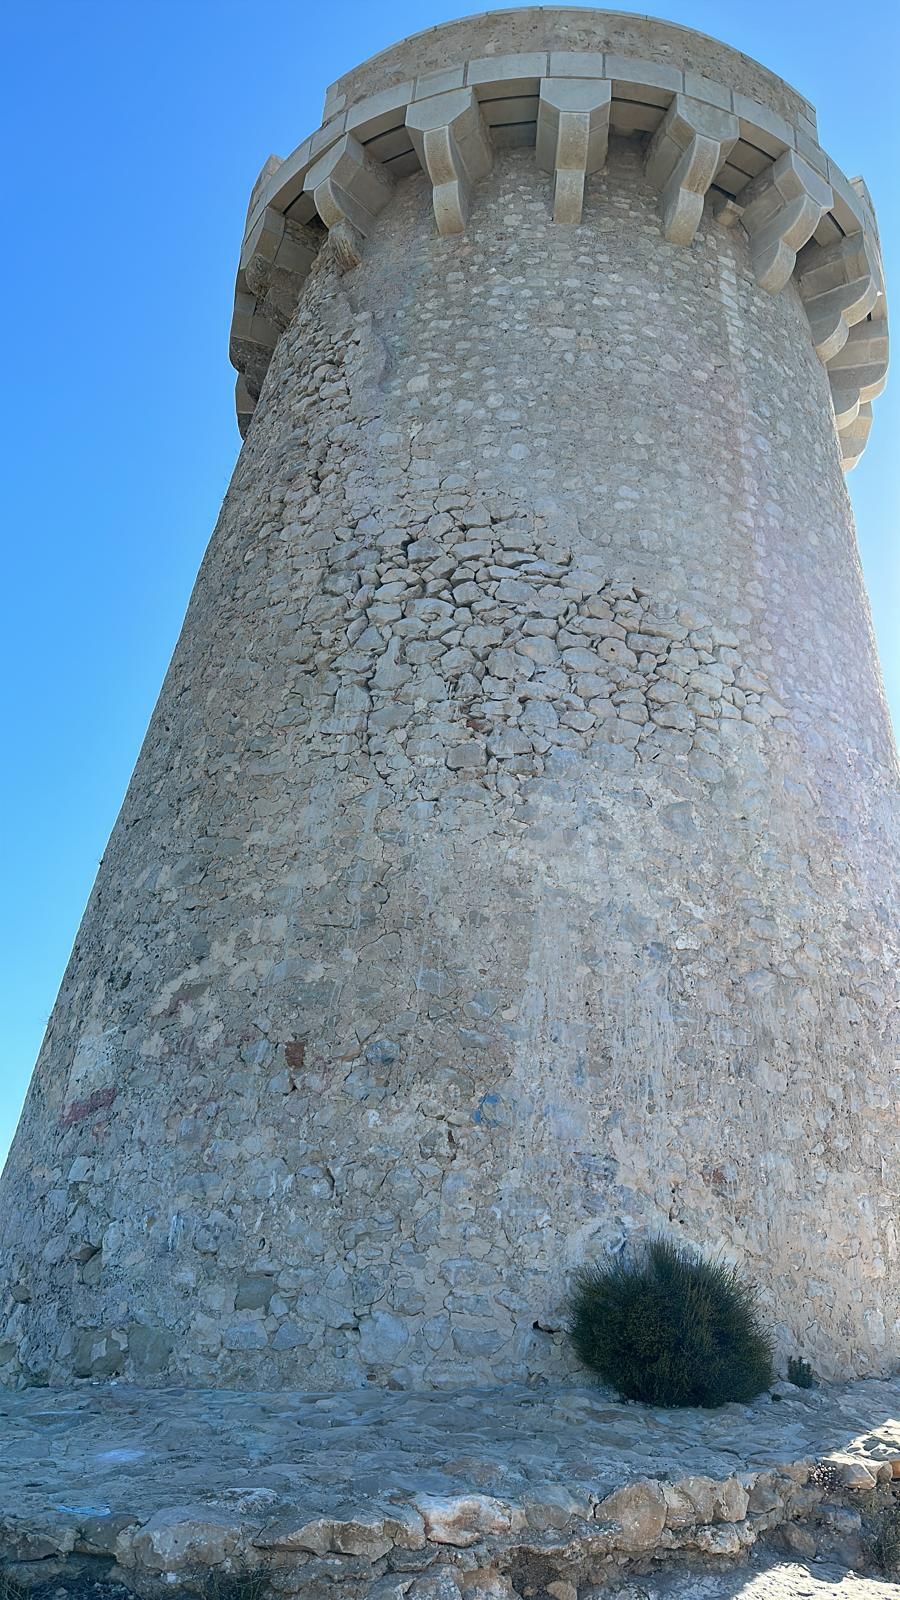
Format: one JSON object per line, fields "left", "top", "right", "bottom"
{"left": 797, "top": 231, "right": 879, "bottom": 362}
{"left": 535, "top": 78, "right": 611, "bottom": 225}
{"left": 304, "top": 133, "right": 394, "bottom": 269}
{"left": 828, "top": 324, "right": 888, "bottom": 423}
{"left": 644, "top": 94, "right": 739, "bottom": 246}
{"left": 406, "top": 88, "right": 493, "bottom": 235}
{"left": 838, "top": 401, "right": 873, "bottom": 471}
{"left": 243, "top": 207, "right": 319, "bottom": 289}
{"left": 229, "top": 290, "right": 282, "bottom": 396}
{"left": 732, "top": 150, "right": 832, "bottom": 293}
{"left": 241, "top": 207, "right": 321, "bottom": 331}
{"left": 230, "top": 291, "right": 280, "bottom": 356}
{"left": 711, "top": 195, "right": 745, "bottom": 229}
{"left": 826, "top": 267, "right": 889, "bottom": 427}
{"left": 235, "top": 375, "right": 256, "bottom": 439}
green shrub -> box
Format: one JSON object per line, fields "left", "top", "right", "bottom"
{"left": 788, "top": 1355, "right": 814, "bottom": 1388}
{"left": 566, "top": 1237, "right": 774, "bottom": 1408}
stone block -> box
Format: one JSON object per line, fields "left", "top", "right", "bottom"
{"left": 304, "top": 133, "right": 394, "bottom": 268}
{"left": 644, "top": 94, "right": 739, "bottom": 245}
{"left": 407, "top": 88, "right": 493, "bottom": 234}
{"left": 683, "top": 71, "right": 733, "bottom": 112}
{"left": 548, "top": 50, "right": 606, "bottom": 79}
{"left": 466, "top": 52, "right": 547, "bottom": 94}
{"left": 414, "top": 66, "right": 467, "bottom": 99}
{"left": 795, "top": 127, "right": 829, "bottom": 178}
{"left": 732, "top": 91, "right": 795, "bottom": 157}
{"left": 358, "top": 1309, "right": 410, "bottom": 1363}
{"left": 606, "top": 53, "right": 683, "bottom": 104}
{"left": 536, "top": 78, "right": 611, "bottom": 224}
{"left": 838, "top": 401, "right": 873, "bottom": 470}
{"left": 736, "top": 149, "right": 833, "bottom": 292}
{"left": 415, "top": 1494, "right": 521, "bottom": 1546}
{"left": 346, "top": 81, "right": 416, "bottom": 138}
{"left": 797, "top": 230, "right": 879, "bottom": 362}
{"left": 128, "top": 1507, "right": 245, "bottom": 1571}
{"left": 309, "top": 113, "right": 347, "bottom": 157}
{"left": 596, "top": 1480, "right": 667, "bottom": 1551}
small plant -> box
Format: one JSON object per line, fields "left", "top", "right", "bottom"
{"left": 788, "top": 1355, "right": 814, "bottom": 1388}
{"left": 566, "top": 1236, "right": 774, "bottom": 1408}
{"left": 0, "top": 1571, "right": 29, "bottom": 1600}
{"left": 204, "top": 1572, "right": 270, "bottom": 1600}
{"left": 865, "top": 1502, "right": 900, "bottom": 1577}
{"left": 811, "top": 1459, "right": 840, "bottom": 1493}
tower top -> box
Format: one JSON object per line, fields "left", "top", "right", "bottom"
{"left": 322, "top": 9, "right": 816, "bottom": 128}
{"left": 230, "top": 8, "right": 888, "bottom": 467}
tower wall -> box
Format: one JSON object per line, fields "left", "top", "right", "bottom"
{"left": 1, "top": 17, "right": 896, "bottom": 1390}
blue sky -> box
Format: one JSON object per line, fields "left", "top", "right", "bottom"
{"left": 1, "top": 0, "right": 897, "bottom": 1168}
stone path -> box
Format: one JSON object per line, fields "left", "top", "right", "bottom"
{"left": 606, "top": 1559, "right": 900, "bottom": 1596}
{"left": 2, "top": 1377, "right": 900, "bottom": 1597}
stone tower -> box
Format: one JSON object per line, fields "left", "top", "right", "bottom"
{"left": 1, "top": 9, "right": 894, "bottom": 1392}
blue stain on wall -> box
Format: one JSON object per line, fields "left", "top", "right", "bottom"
{"left": 472, "top": 1092, "right": 501, "bottom": 1127}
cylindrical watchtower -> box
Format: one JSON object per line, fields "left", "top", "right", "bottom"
{"left": 1, "top": 10, "right": 895, "bottom": 1390}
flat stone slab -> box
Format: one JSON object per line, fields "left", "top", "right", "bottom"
{"left": 2, "top": 1378, "right": 900, "bottom": 1595}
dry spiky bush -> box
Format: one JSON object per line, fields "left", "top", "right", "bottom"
{"left": 566, "top": 1237, "right": 774, "bottom": 1408}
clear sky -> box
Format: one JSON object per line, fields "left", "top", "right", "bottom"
{"left": 1, "top": 0, "right": 897, "bottom": 1169}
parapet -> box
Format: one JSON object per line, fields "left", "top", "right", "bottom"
{"left": 229, "top": 8, "right": 888, "bottom": 469}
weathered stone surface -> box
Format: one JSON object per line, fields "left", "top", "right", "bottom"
{"left": 2, "top": 1379, "right": 900, "bottom": 1596}
{"left": 596, "top": 1479, "right": 667, "bottom": 1550}
{"left": 123, "top": 1505, "right": 246, "bottom": 1570}
{"left": 358, "top": 1310, "right": 410, "bottom": 1365}
{"left": 415, "top": 1495, "right": 521, "bottom": 1546}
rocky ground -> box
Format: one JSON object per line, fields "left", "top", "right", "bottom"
{"left": 2, "top": 1377, "right": 900, "bottom": 1598}
{"left": 607, "top": 1559, "right": 900, "bottom": 1594}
